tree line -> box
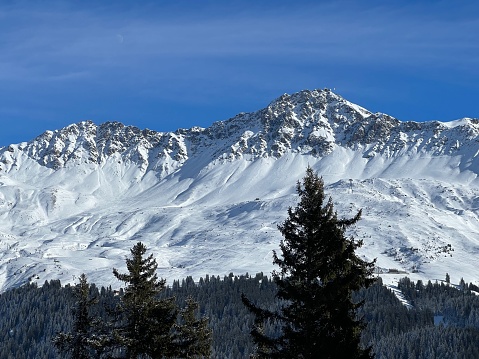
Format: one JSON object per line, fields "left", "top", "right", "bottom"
{"left": 1, "top": 272, "right": 479, "bottom": 358}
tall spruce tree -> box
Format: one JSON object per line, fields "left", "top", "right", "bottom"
{"left": 243, "top": 167, "right": 376, "bottom": 359}
{"left": 111, "top": 242, "right": 211, "bottom": 359}
{"left": 112, "top": 242, "right": 177, "bottom": 358}
{"left": 53, "top": 273, "right": 101, "bottom": 359}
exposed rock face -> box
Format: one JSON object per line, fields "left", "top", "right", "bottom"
{"left": 3, "top": 89, "right": 478, "bottom": 174}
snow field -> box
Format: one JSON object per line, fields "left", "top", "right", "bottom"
{"left": 0, "top": 116, "right": 479, "bottom": 292}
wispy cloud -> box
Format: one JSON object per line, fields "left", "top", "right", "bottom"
{"left": 0, "top": 0, "right": 478, "bottom": 145}
{"left": 2, "top": 1, "right": 479, "bottom": 84}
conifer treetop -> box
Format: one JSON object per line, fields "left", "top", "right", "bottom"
{"left": 113, "top": 241, "right": 166, "bottom": 296}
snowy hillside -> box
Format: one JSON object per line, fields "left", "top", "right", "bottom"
{"left": 0, "top": 88, "right": 478, "bottom": 291}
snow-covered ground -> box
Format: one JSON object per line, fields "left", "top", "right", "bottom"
{"left": 0, "top": 149, "right": 477, "bottom": 292}
{"left": 0, "top": 89, "right": 478, "bottom": 292}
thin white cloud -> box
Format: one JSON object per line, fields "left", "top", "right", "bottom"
{"left": 2, "top": 1, "right": 479, "bottom": 81}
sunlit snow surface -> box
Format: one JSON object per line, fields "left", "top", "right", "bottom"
{"left": 0, "top": 147, "right": 477, "bottom": 292}
{"left": 0, "top": 89, "right": 479, "bottom": 291}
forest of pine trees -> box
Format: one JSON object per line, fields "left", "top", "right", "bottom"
{"left": 0, "top": 275, "right": 479, "bottom": 358}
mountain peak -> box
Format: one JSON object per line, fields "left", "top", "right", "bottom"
{"left": 19, "top": 121, "right": 147, "bottom": 169}
{"left": 2, "top": 88, "right": 479, "bottom": 173}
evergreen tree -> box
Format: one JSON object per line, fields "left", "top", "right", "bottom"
{"left": 111, "top": 242, "right": 211, "bottom": 358}
{"left": 112, "top": 242, "right": 177, "bottom": 358}
{"left": 53, "top": 273, "right": 101, "bottom": 359}
{"left": 243, "top": 167, "right": 376, "bottom": 359}
{"left": 4, "top": 270, "right": 479, "bottom": 358}
{"left": 171, "top": 296, "right": 212, "bottom": 358}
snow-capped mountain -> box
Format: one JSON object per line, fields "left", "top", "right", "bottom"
{"left": 0, "top": 88, "right": 478, "bottom": 291}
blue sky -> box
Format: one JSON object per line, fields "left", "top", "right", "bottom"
{"left": 1, "top": 0, "right": 479, "bottom": 146}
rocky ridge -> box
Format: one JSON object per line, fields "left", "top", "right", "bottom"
{"left": 3, "top": 89, "right": 478, "bottom": 177}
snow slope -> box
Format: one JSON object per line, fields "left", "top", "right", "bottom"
{"left": 0, "top": 88, "right": 478, "bottom": 291}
